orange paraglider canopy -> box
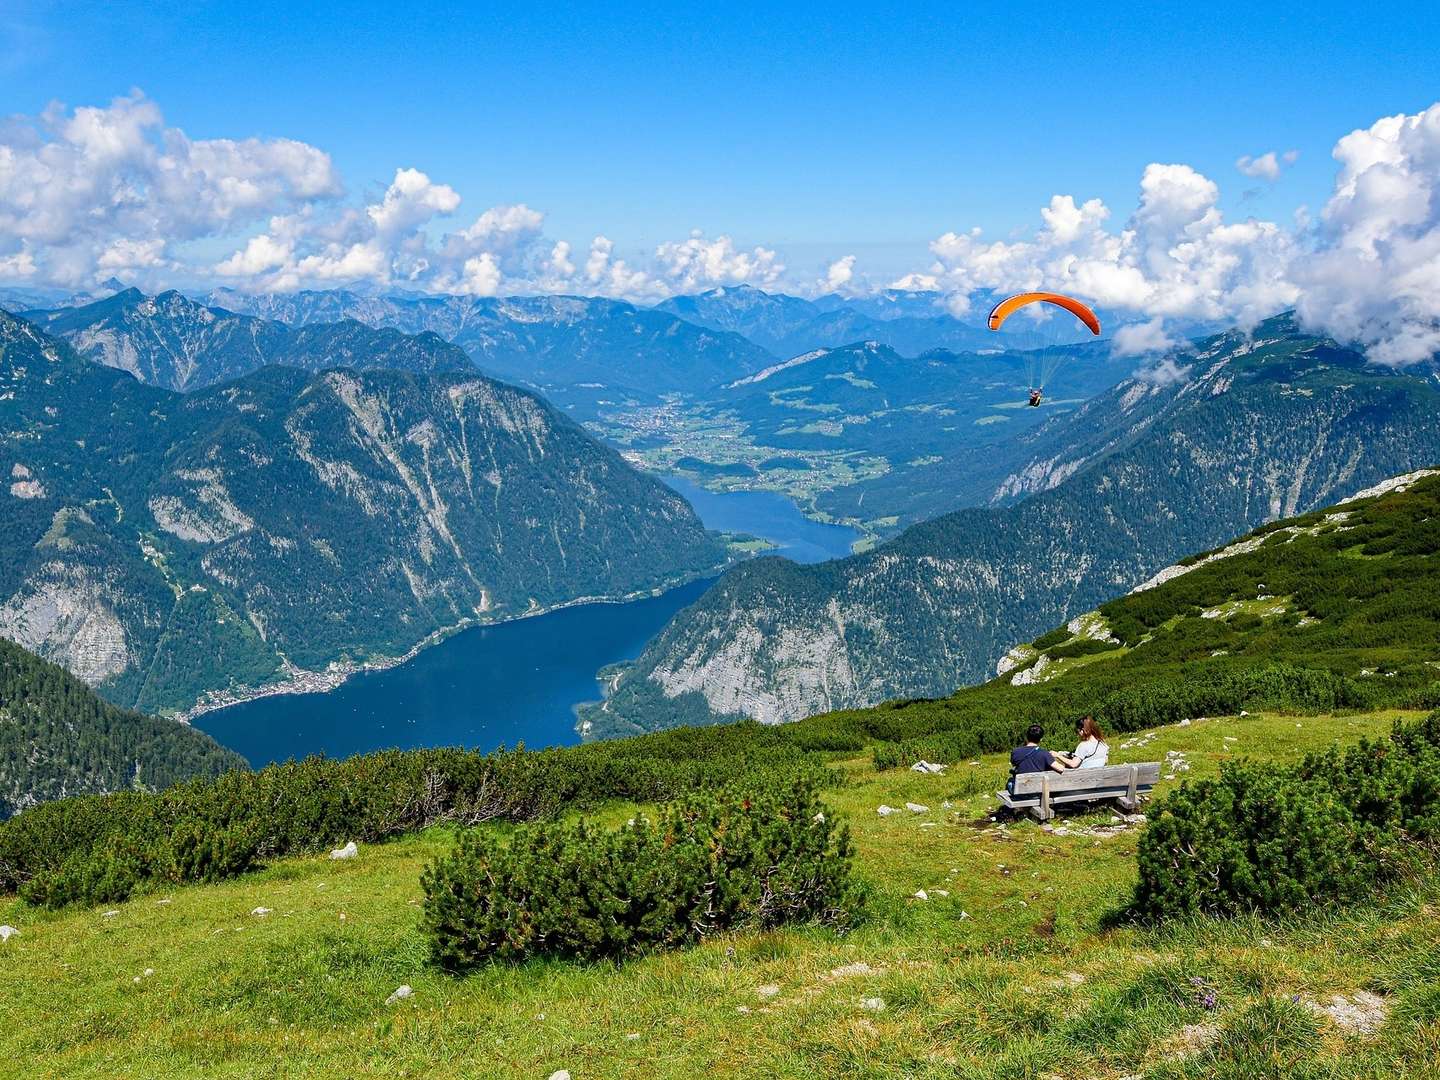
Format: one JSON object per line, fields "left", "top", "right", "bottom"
{"left": 987, "top": 292, "right": 1102, "bottom": 336}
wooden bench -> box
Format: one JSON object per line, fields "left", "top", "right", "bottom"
{"left": 997, "top": 762, "right": 1160, "bottom": 822}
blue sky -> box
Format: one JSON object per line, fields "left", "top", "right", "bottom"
{"left": 2, "top": 0, "right": 1439, "bottom": 365}
{"left": 5, "top": 0, "right": 1438, "bottom": 278}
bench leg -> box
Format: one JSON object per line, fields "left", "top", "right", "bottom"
{"left": 1118, "top": 766, "right": 1138, "bottom": 813}
{"left": 1036, "top": 775, "right": 1053, "bottom": 821}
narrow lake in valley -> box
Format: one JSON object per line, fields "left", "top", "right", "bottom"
{"left": 195, "top": 479, "right": 858, "bottom": 766}
{"left": 195, "top": 577, "right": 712, "bottom": 767}
{"left": 662, "top": 475, "right": 861, "bottom": 563}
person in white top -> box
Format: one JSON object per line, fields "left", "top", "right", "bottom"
{"left": 1057, "top": 715, "right": 1109, "bottom": 770}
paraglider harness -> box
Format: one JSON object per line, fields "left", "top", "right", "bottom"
{"left": 1028, "top": 388, "right": 1043, "bottom": 407}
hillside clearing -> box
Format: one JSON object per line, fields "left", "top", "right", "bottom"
{"left": 4, "top": 709, "right": 1436, "bottom": 1079}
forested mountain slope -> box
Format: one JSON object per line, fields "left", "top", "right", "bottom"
{"left": 26, "top": 289, "right": 474, "bottom": 392}
{"left": 584, "top": 316, "right": 1440, "bottom": 735}
{"left": 0, "top": 636, "right": 244, "bottom": 819}
{"left": 0, "top": 312, "right": 725, "bottom": 716}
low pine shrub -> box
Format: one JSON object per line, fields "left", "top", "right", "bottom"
{"left": 0, "top": 725, "right": 827, "bottom": 909}
{"left": 1046, "top": 638, "right": 1122, "bottom": 660}
{"left": 1130, "top": 761, "right": 1381, "bottom": 920}
{"left": 1031, "top": 627, "right": 1071, "bottom": 650}
{"left": 1131, "top": 710, "right": 1440, "bottom": 921}
{"left": 420, "top": 779, "right": 858, "bottom": 970}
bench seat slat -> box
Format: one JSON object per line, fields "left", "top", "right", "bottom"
{"left": 998, "top": 785, "right": 1153, "bottom": 808}
{"left": 1010, "top": 762, "right": 1160, "bottom": 795}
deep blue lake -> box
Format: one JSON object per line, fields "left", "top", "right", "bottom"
{"left": 661, "top": 475, "right": 860, "bottom": 563}
{"left": 195, "top": 577, "right": 712, "bottom": 767}
{"left": 195, "top": 477, "right": 858, "bottom": 766}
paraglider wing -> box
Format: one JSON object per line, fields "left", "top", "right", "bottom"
{"left": 986, "top": 292, "right": 1102, "bottom": 336}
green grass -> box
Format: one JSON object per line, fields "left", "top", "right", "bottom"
{"left": 5, "top": 709, "right": 1438, "bottom": 1078}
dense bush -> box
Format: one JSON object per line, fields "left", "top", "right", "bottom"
{"left": 1296, "top": 709, "right": 1440, "bottom": 840}
{"left": 1046, "top": 638, "right": 1122, "bottom": 660}
{"left": 1131, "top": 711, "right": 1440, "bottom": 920}
{"left": 0, "top": 725, "right": 827, "bottom": 908}
{"left": 420, "top": 779, "right": 858, "bottom": 969}
{"left": 1030, "top": 627, "right": 1071, "bottom": 650}
{"left": 1130, "top": 761, "right": 1380, "bottom": 919}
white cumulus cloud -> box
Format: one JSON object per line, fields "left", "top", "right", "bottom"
{"left": 1236, "top": 149, "right": 1299, "bottom": 181}
{"left": 0, "top": 91, "right": 341, "bottom": 287}
{"left": 654, "top": 230, "right": 784, "bottom": 292}
{"left": 822, "top": 255, "right": 857, "bottom": 293}
{"left": 921, "top": 165, "right": 1299, "bottom": 342}
{"left": 1292, "top": 104, "right": 1440, "bottom": 365}
{"left": 1111, "top": 317, "right": 1179, "bottom": 357}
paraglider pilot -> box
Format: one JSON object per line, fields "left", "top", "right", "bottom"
{"left": 1028, "top": 388, "right": 1042, "bottom": 408}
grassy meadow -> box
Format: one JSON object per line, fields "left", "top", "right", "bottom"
{"left": 5, "top": 708, "right": 1438, "bottom": 1079}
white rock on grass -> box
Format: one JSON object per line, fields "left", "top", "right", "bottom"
{"left": 909, "top": 761, "right": 946, "bottom": 774}
{"left": 827, "top": 961, "right": 876, "bottom": 979}
{"left": 0, "top": 925, "right": 18, "bottom": 942}
{"left": 1306, "top": 991, "right": 1389, "bottom": 1035}
{"left": 905, "top": 802, "right": 929, "bottom": 813}
{"left": 1167, "top": 1022, "right": 1220, "bottom": 1057}
{"left": 756, "top": 984, "right": 780, "bottom": 999}
{"left": 102, "top": 910, "right": 120, "bottom": 918}
{"left": 385, "top": 985, "right": 413, "bottom": 1006}
{"left": 876, "top": 805, "right": 899, "bottom": 816}
{"left": 549, "top": 1072, "right": 572, "bottom": 1080}
{"left": 913, "top": 889, "right": 929, "bottom": 901}
{"left": 860, "top": 997, "right": 886, "bottom": 1011}
{"left": 251, "top": 907, "right": 272, "bottom": 917}
{"left": 330, "top": 841, "right": 359, "bottom": 860}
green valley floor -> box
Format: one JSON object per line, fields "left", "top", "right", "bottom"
{"left": 4, "top": 710, "right": 1438, "bottom": 1079}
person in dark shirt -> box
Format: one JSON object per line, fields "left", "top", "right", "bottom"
{"left": 1008, "top": 723, "right": 1067, "bottom": 790}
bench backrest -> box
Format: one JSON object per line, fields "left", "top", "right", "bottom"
{"left": 1010, "top": 762, "right": 1160, "bottom": 795}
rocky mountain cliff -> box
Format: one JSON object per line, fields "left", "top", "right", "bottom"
{"left": 0, "top": 312, "right": 727, "bottom": 716}
{"left": 582, "top": 316, "right": 1440, "bottom": 736}
{"left": 25, "top": 289, "right": 474, "bottom": 392}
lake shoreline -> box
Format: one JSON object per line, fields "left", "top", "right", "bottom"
{"left": 175, "top": 564, "right": 725, "bottom": 726}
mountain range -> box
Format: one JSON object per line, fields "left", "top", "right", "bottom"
{"left": 205, "top": 288, "right": 775, "bottom": 404}
{"left": 581, "top": 315, "right": 1440, "bottom": 736}
{"left": 23, "top": 288, "right": 475, "bottom": 392}
{"left": 0, "top": 310, "right": 727, "bottom": 717}
{"left": 654, "top": 285, "right": 1035, "bottom": 356}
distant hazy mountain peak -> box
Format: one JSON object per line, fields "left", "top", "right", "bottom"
{"left": 21, "top": 290, "right": 476, "bottom": 392}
